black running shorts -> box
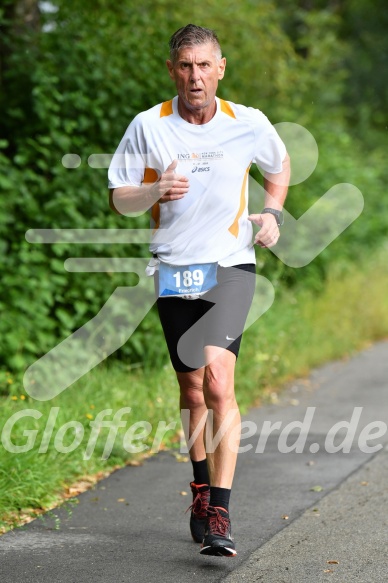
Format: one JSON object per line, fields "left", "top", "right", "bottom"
{"left": 156, "top": 263, "right": 256, "bottom": 373}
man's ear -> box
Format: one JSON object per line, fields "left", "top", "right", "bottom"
{"left": 166, "top": 59, "right": 175, "bottom": 81}
{"left": 218, "top": 57, "right": 226, "bottom": 80}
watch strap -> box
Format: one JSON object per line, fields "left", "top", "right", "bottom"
{"left": 261, "top": 208, "right": 284, "bottom": 226}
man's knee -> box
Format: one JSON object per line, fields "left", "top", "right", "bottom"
{"left": 203, "top": 360, "right": 235, "bottom": 408}
{"left": 177, "top": 371, "right": 205, "bottom": 409}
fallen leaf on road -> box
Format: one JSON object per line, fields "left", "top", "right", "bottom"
{"left": 180, "top": 491, "right": 188, "bottom": 496}
{"left": 310, "top": 485, "right": 323, "bottom": 492}
{"left": 174, "top": 453, "right": 189, "bottom": 463}
{"left": 327, "top": 560, "right": 339, "bottom": 564}
{"left": 281, "top": 514, "right": 289, "bottom": 520}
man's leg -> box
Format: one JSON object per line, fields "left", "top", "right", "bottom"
{"left": 177, "top": 368, "right": 210, "bottom": 543}
{"left": 177, "top": 368, "right": 206, "bottom": 462}
{"left": 199, "top": 346, "right": 239, "bottom": 557}
{"left": 203, "top": 346, "right": 240, "bottom": 488}
{"left": 177, "top": 348, "right": 240, "bottom": 484}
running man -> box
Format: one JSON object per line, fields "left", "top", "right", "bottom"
{"left": 108, "top": 24, "right": 290, "bottom": 556}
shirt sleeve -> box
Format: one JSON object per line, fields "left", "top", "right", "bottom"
{"left": 108, "top": 114, "right": 147, "bottom": 189}
{"left": 250, "top": 108, "right": 287, "bottom": 174}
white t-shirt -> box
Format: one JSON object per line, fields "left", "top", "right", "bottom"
{"left": 108, "top": 96, "right": 286, "bottom": 267}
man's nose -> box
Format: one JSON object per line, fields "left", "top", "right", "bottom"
{"left": 190, "top": 64, "right": 201, "bottom": 81}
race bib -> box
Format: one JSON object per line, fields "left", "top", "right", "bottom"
{"left": 158, "top": 262, "right": 218, "bottom": 299}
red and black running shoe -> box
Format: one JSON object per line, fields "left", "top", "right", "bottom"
{"left": 200, "top": 505, "right": 237, "bottom": 557}
{"left": 187, "top": 482, "right": 210, "bottom": 543}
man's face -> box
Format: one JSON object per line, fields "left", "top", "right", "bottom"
{"left": 167, "top": 43, "right": 226, "bottom": 113}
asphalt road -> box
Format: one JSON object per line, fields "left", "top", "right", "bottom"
{"left": 1, "top": 341, "right": 388, "bottom": 582}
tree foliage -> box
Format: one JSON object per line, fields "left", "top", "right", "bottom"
{"left": 0, "top": 0, "right": 387, "bottom": 373}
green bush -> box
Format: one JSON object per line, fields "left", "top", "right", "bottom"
{"left": 1, "top": 0, "right": 387, "bottom": 376}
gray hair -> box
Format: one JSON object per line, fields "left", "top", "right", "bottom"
{"left": 169, "top": 24, "right": 222, "bottom": 63}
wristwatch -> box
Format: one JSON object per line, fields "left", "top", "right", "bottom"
{"left": 260, "top": 208, "right": 284, "bottom": 226}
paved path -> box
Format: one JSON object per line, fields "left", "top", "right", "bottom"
{"left": 225, "top": 446, "right": 388, "bottom": 582}
{"left": 1, "top": 341, "right": 388, "bottom": 582}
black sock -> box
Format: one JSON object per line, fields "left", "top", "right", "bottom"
{"left": 209, "top": 487, "right": 231, "bottom": 513}
{"left": 191, "top": 458, "right": 210, "bottom": 485}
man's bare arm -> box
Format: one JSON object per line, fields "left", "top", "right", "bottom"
{"left": 109, "top": 159, "right": 190, "bottom": 215}
{"left": 263, "top": 152, "right": 290, "bottom": 210}
{"left": 248, "top": 153, "right": 290, "bottom": 248}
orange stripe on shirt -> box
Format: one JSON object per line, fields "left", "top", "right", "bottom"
{"left": 228, "top": 165, "right": 250, "bottom": 238}
{"left": 160, "top": 100, "right": 173, "bottom": 117}
{"left": 143, "top": 167, "right": 159, "bottom": 183}
{"left": 220, "top": 99, "right": 236, "bottom": 119}
{"left": 151, "top": 202, "right": 160, "bottom": 231}
{"left": 143, "top": 168, "right": 160, "bottom": 231}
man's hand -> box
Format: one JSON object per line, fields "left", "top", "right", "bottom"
{"left": 248, "top": 213, "right": 280, "bottom": 248}
{"left": 152, "top": 159, "right": 189, "bottom": 203}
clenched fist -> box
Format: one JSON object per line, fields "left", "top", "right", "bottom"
{"left": 152, "top": 159, "right": 190, "bottom": 203}
{"left": 248, "top": 212, "right": 280, "bottom": 248}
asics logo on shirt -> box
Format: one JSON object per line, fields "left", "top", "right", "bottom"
{"left": 192, "top": 166, "right": 210, "bottom": 173}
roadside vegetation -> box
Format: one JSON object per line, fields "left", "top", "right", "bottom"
{"left": 1, "top": 0, "right": 387, "bottom": 532}
{"left": 1, "top": 249, "right": 387, "bottom": 533}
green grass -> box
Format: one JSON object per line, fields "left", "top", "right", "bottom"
{"left": 1, "top": 249, "right": 388, "bottom": 533}
{"left": 237, "top": 247, "right": 388, "bottom": 410}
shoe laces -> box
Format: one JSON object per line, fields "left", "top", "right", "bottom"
{"left": 187, "top": 484, "right": 209, "bottom": 518}
{"left": 207, "top": 507, "right": 230, "bottom": 537}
